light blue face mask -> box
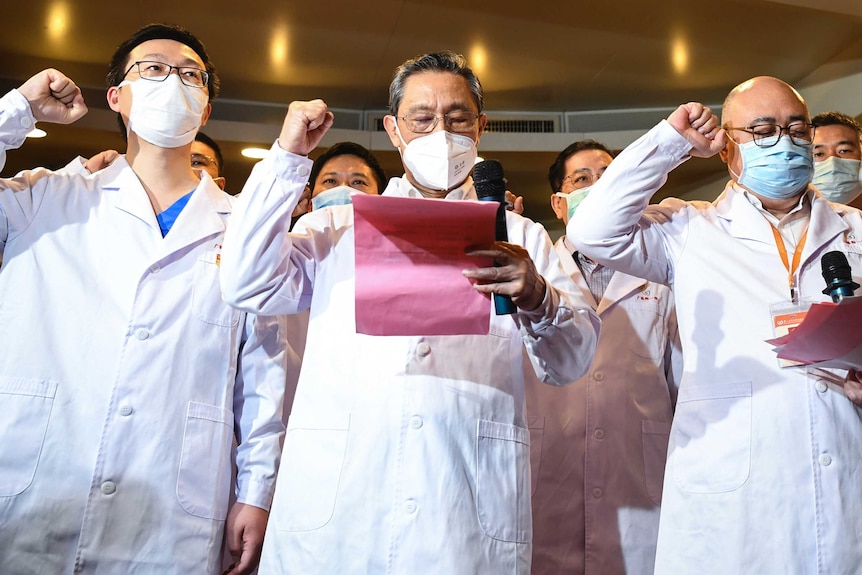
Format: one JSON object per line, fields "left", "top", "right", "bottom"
{"left": 812, "top": 156, "right": 862, "bottom": 204}
{"left": 732, "top": 136, "right": 813, "bottom": 200}
{"left": 311, "top": 185, "right": 357, "bottom": 210}
{"left": 556, "top": 186, "right": 592, "bottom": 223}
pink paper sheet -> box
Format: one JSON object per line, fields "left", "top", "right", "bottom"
{"left": 352, "top": 193, "right": 498, "bottom": 336}
{"left": 766, "top": 296, "right": 862, "bottom": 370}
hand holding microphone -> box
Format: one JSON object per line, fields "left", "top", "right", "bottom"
{"left": 464, "top": 160, "right": 547, "bottom": 313}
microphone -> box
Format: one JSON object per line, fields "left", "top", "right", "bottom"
{"left": 821, "top": 250, "right": 859, "bottom": 302}
{"left": 473, "top": 159, "right": 516, "bottom": 315}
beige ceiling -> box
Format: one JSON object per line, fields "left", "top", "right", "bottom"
{"left": 2, "top": 0, "right": 862, "bottom": 236}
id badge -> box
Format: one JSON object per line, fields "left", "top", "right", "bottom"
{"left": 769, "top": 300, "right": 812, "bottom": 368}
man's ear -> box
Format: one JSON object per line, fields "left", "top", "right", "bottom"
{"left": 106, "top": 86, "right": 121, "bottom": 113}
{"left": 383, "top": 115, "right": 401, "bottom": 149}
{"left": 550, "top": 194, "right": 566, "bottom": 221}
{"left": 200, "top": 102, "right": 212, "bottom": 126}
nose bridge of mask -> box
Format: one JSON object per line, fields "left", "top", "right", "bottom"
{"left": 311, "top": 185, "right": 358, "bottom": 210}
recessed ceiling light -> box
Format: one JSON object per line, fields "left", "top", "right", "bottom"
{"left": 26, "top": 127, "right": 47, "bottom": 138}
{"left": 241, "top": 147, "right": 270, "bottom": 159}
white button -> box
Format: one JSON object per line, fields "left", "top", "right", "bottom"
{"left": 819, "top": 454, "right": 832, "bottom": 467}
{"left": 119, "top": 405, "right": 133, "bottom": 416}
{"left": 297, "top": 165, "right": 310, "bottom": 177}
{"left": 150, "top": 264, "right": 161, "bottom": 274}
{"left": 416, "top": 342, "right": 431, "bottom": 357}
{"left": 815, "top": 381, "right": 828, "bottom": 393}
{"left": 20, "top": 116, "right": 32, "bottom": 129}
{"left": 592, "top": 487, "right": 603, "bottom": 498}
{"left": 410, "top": 416, "right": 423, "bottom": 429}
{"left": 134, "top": 328, "right": 150, "bottom": 340}
{"left": 593, "top": 429, "right": 605, "bottom": 439}
{"left": 593, "top": 371, "right": 604, "bottom": 382}
{"left": 405, "top": 500, "right": 417, "bottom": 514}
{"left": 101, "top": 481, "right": 117, "bottom": 495}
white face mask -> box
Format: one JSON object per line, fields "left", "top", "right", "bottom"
{"left": 812, "top": 156, "right": 862, "bottom": 204}
{"left": 396, "top": 124, "right": 477, "bottom": 191}
{"left": 311, "top": 185, "right": 359, "bottom": 210}
{"left": 120, "top": 75, "right": 208, "bottom": 148}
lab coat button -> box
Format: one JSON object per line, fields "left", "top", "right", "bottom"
{"left": 101, "top": 481, "right": 117, "bottom": 495}
{"left": 150, "top": 264, "right": 161, "bottom": 274}
{"left": 297, "top": 165, "right": 310, "bottom": 177}
{"left": 591, "top": 487, "right": 603, "bottom": 498}
{"left": 119, "top": 405, "right": 133, "bottom": 416}
{"left": 20, "top": 116, "right": 32, "bottom": 129}
{"left": 593, "top": 371, "right": 604, "bottom": 382}
{"left": 819, "top": 454, "right": 832, "bottom": 466}
{"left": 134, "top": 328, "right": 150, "bottom": 340}
{"left": 416, "top": 342, "right": 431, "bottom": 357}
{"left": 405, "top": 500, "right": 418, "bottom": 514}
{"left": 815, "top": 381, "right": 828, "bottom": 393}
{"left": 410, "top": 416, "right": 423, "bottom": 429}
{"left": 593, "top": 428, "right": 605, "bottom": 439}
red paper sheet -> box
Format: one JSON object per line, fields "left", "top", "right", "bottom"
{"left": 766, "top": 296, "right": 862, "bottom": 370}
{"left": 352, "top": 194, "right": 498, "bottom": 336}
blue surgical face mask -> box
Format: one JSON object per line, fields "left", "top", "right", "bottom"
{"left": 812, "top": 156, "right": 862, "bottom": 204}
{"left": 730, "top": 136, "right": 813, "bottom": 200}
{"left": 555, "top": 186, "right": 592, "bottom": 223}
{"left": 311, "top": 185, "right": 357, "bottom": 210}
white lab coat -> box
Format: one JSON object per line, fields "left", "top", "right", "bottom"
{"left": 528, "top": 237, "right": 680, "bottom": 575}
{"left": 220, "top": 147, "right": 601, "bottom": 575}
{"left": 0, "top": 89, "right": 286, "bottom": 573}
{"left": 569, "top": 119, "right": 862, "bottom": 575}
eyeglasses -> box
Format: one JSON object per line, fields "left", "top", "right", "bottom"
{"left": 397, "top": 111, "right": 480, "bottom": 134}
{"left": 561, "top": 171, "right": 600, "bottom": 191}
{"left": 724, "top": 122, "right": 815, "bottom": 148}
{"left": 191, "top": 153, "right": 218, "bottom": 170}
{"left": 123, "top": 61, "right": 209, "bottom": 88}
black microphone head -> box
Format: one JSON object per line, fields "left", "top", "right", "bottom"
{"left": 473, "top": 159, "right": 507, "bottom": 199}
{"left": 821, "top": 250, "right": 851, "bottom": 285}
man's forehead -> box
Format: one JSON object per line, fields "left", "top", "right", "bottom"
{"left": 400, "top": 72, "right": 475, "bottom": 110}
{"left": 129, "top": 39, "right": 203, "bottom": 66}
{"left": 724, "top": 79, "right": 808, "bottom": 124}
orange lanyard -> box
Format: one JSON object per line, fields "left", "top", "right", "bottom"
{"left": 769, "top": 224, "right": 808, "bottom": 304}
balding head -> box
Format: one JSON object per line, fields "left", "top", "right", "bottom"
{"left": 721, "top": 76, "right": 808, "bottom": 128}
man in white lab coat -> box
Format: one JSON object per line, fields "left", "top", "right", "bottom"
{"left": 529, "top": 140, "right": 681, "bottom": 574}
{"left": 569, "top": 76, "right": 862, "bottom": 574}
{"left": 220, "top": 52, "right": 600, "bottom": 574}
{"left": 0, "top": 24, "right": 285, "bottom": 574}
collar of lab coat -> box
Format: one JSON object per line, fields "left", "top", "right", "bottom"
{"left": 98, "top": 156, "right": 232, "bottom": 256}
{"left": 553, "top": 237, "right": 647, "bottom": 314}
{"left": 382, "top": 175, "right": 477, "bottom": 200}
{"left": 714, "top": 182, "right": 852, "bottom": 265}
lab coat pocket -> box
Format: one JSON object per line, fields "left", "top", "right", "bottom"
{"left": 273, "top": 413, "right": 350, "bottom": 532}
{"left": 527, "top": 416, "right": 545, "bottom": 496}
{"left": 641, "top": 420, "right": 671, "bottom": 504}
{"left": 176, "top": 402, "right": 233, "bottom": 519}
{"left": 193, "top": 255, "right": 240, "bottom": 327}
{"left": 672, "top": 381, "right": 752, "bottom": 494}
{"left": 0, "top": 377, "right": 58, "bottom": 496}
{"left": 621, "top": 299, "right": 663, "bottom": 360}
{"left": 476, "top": 419, "right": 532, "bottom": 543}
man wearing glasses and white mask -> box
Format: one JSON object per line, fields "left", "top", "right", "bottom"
{"left": 220, "top": 51, "right": 600, "bottom": 574}
{"left": 568, "top": 76, "right": 862, "bottom": 574}
{"left": 0, "top": 24, "right": 285, "bottom": 574}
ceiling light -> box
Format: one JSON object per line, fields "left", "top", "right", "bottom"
{"left": 241, "top": 147, "right": 269, "bottom": 159}
{"left": 26, "top": 127, "right": 47, "bottom": 138}
{"left": 47, "top": 2, "right": 69, "bottom": 41}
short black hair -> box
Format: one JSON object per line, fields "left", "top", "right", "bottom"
{"left": 812, "top": 111, "right": 862, "bottom": 137}
{"left": 107, "top": 23, "right": 219, "bottom": 137}
{"left": 309, "top": 142, "right": 387, "bottom": 194}
{"left": 389, "top": 52, "right": 483, "bottom": 115}
{"left": 194, "top": 131, "right": 224, "bottom": 176}
{"left": 548, "top": 140, "right": 614, "bottom": 193}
